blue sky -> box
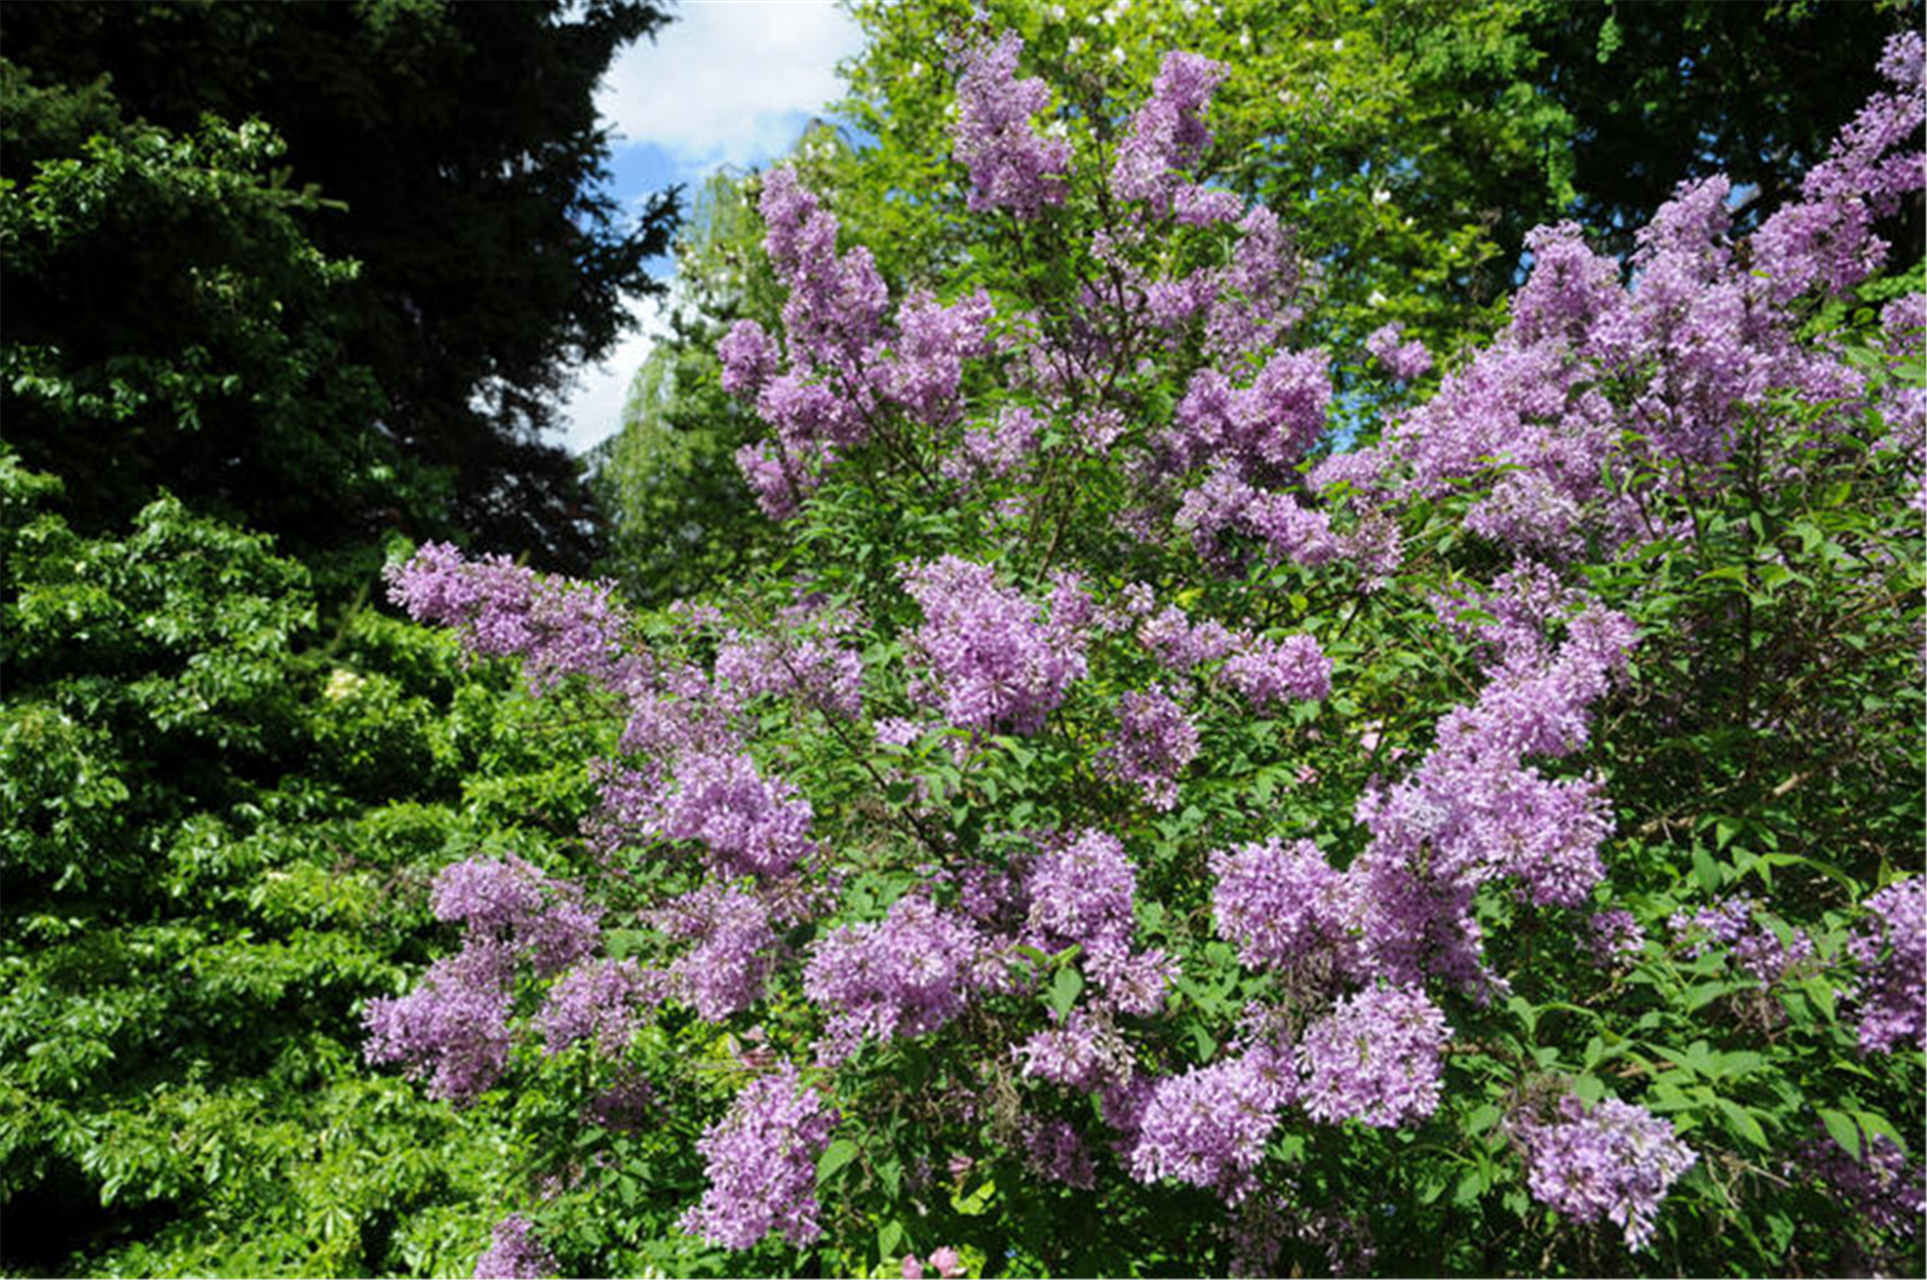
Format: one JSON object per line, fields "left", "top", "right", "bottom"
{"left": 559, "top": 1, "right": 866, "bottom": 455}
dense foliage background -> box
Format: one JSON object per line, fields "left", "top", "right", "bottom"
{"left": 2, "top": 2, "right": 1921, "bottom": 1278}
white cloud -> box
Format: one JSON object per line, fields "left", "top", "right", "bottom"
{"left": 560, "top": 299, "right": 671, "bottom": 456}
{"left": 561, "top": 2, "right": 866, "bottom": 456}
{"left": 598, "top": 0, "right": 865, "bottom": 171}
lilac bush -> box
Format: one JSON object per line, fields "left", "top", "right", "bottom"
{"left": 364, "top": 25, "right": 1926, "bottom": 1278}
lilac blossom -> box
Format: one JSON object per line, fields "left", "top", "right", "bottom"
{"left": 1163, "top": 349, "right": 1331, "bottom": 484}
{"left": 680, "top": 1063, "right": 839, "bottom": 1250}
{"left": 951, "top": 33, "right": 1071, "bottom": 217}
{"left": 1344, "top": 602, "right": 1634, "bottom": 989}
{"left": 1790, "top": 1122, "right": 1925, "bottom": 1237}
{"left": 714, "top": 627, "right": 864, "bottom": 720}
{"left": 432, "top": 856, "right": 601, "bottom": 977}
{"left": 473, "top": 1215, "right": 556, "bottom": 1280}
{"left": 718, "top": 319, "right": 780, "bottom": 397}
{"left": 944, "top": 404, "right": 1045, "bottom": 483}
{"left": 1023, "top": 829, "right": 1139, "bottom": 955}
{"left": 1221, "top": 632, "right": 1333, "bottom": 709}
{"left": 1670, "top": 895, "right": 1816, "bottom": 989}
{"left": 538, "top": 958, "right": 645, "bottom": 1055}
{"left": 1111, "top": 52, "right": 1229, "bottom": 215}
{"left": 1753, "top": 32, "right": 1925, "bottom": 302}
{"left": 760, "top": 167, "right": 888, "bottom": 367}
{"left": 1588, "top": 909, "right": 1647, "bottom": 967}
{"left": 1136, "top": 599, "right": 1239, "bottom": 670}
{"left": 653, "top": 751, "right": 816, "bottom": 880}
{"left": 1128, "top": 1041, "right": 1296, "bottom": 1198}
{"left": 1847, "top": 878, "right": 1926, "bottom": 1054}
{"left": 1083, "top": 940, "right": 1179, "bottom": 1017}
{"left": 1210, "top": 838, "right": 1353, "bottom": 976}
{"left": 1022, "top": 1116, "right": 1097, "bottom": 1189}
{"left": 1365, "top": 322, "right": 1433, "bottom": 381}
{"left": 1296, "top": 986, "right": 1450, "bottom": 1129}
{"left": 1014, "top": 1008, "right": 1128, "bottom": 1090}
{"left": 1510, "top": 1094, "right": 1697, "bottom": 1251}
{"left": 876, "top": 289, "right": 996, "bottom": 427}
{"left": 804, "top": 896, "right": 987, "bottom": 1063}
{"left": 387, "top": 543, "right": 631, "bottom": 692}
{"left": 649, "top": 883, "right": 782, "bottom": 1022}
{"left": 364, "top": 939, "right": 514, "bottom": 1105}
{"left": 900, "top": 556, "right": 1090, "bottom": 735}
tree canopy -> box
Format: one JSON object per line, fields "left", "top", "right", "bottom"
{"left": 0, "top": 0, "right": 677, "bottom": 579}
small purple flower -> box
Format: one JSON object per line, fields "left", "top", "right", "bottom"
{"left": 1588, "top": 909, "right": 1646, "bottom": 967}
{"left": 1365, "top": 322, "right": 1433, "bottom": 381}
{"left": 1296, "top": 985, "right": 1450, "bottom": 1129}
{"left": 1221, "top": 632, "right": 1332, "bottom": 709}
{"left": 1111, "top": 52, "right": 1229, "bottom": 215}
{"left": 1099, "top": 687, "right": 1200, "bottom": 810}
{"left": 680, "top": 1063, "right": 839, "bottom": 1250}
{"left": 473, "top": 1215, "right": 556, "bottom": 1279}
{"left": 1128, "top": 1041, "right": 1296, "bottom": 1198}
{"left": 1510, "top": 1094, "right": 1697, "bottom": 1251}
{"left": 900, "top": 556, "right": 1089, "bottom": 735}
{"left": 804, "top": 896, "right": 987, "bottom": 1063}
{"left": 1849, "top": 878, "right": 1926, "bottom": 1054}
{"left": 951, "top": 33, "right": 1071, "bottom": 217}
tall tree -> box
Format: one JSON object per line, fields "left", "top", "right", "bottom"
{"left": 0, "top": 0, "right": 678, "bottom": 575}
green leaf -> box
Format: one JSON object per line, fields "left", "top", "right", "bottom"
{"left": 1049, "top": 964, "right": 1084, "bottom": 1017}
{"left": 1819, "top": 1108, "right": 1865, "bottom": 1161}
{"left": 816, "top": 1138, "right": 859, "bottom": 1184}
{"left": 1693, "top": 844, "right": 1725, "bottom": 892}
{"left": 1716, "top": 1098, "right": 1768, "bottom": 1150}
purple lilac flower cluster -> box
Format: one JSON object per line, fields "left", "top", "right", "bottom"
{"left": 363, "top": 941, "right": 515, "bottom": 1106}
{"left": 1296, "top": 985, "right": 1450, "bottom": 1129}
{"left": 1588, "top": 909, "right": 1647, "bottom": 967}
{"left": 900, "top": 556, "right": 1090, "bottom": 735}
{"left": 714, "top": 613, "right": 865, "bottom": 720}
{"left": 680, "top": 1063, "right": 839, "bottom": 1250}
{"left": 386, "top": 542, "right": 631, "bottom": 692}
{"left": 1013, "top": 1007, "right": 1128, "bottom": 1090}
{"left": 1220, "top": 632, "right": 1333, "bottom": 709}
{"left": 1846, "top": 878, "right": 1926, "bottom": 1054}
{"left": 472, "top": 1215, "right": 556, "bottom": 1280}
{"left": 943, "top": 404, "right": 1046, "bottom": 485}
{"left": 726, "top": 166, "right": 1013, "bottom": 516}
{"left": 726, "top": 167, "right": 886, "bottom": 516}
{"left": 1364, "top": 322, "right": 1433, "bottom": 382}
{"left": 1020, "top": 1115, "right": 1096, "bottom": 1189}
{"left": 1510, "top": 1094, "right": 1697, "bottom": 1250}
{"left": 649, "top": 750, "right": 817, "bottom": 880}
{"left": 1753, "top": 32, "right": 1925, "bottom": 303}
{"left": 364, "top": 857, "right": 603, "bottom": 1103}
{"left": 1128, "top": 1041, "right": 1296, "bottom": 1198}
{"left": 1097, "top": 686, "right": 1200, "bottom": 810}
{"left": 1669, "top": 895, "right": 1816, "bottom": 989}
{"left": 1110, "top": 52, "right": 1228, "bottom": 216}
{"left": 1164, "top": 350, "right": 1333, "bottom": 484}
{"left": 1347, "top": 35, "right": 1923, "bottom": 555}
{"left": 1210, "top": 838, "right": 1351, "bottom": 978}
{"left": 803, "top": 895, "right": 989, "bottom": 1064}
{"left": 645, "top": 883, "right": 782, "bottom": 1023}
{"left": 1347, "top": 600, "right": 1635, "bottom": 991}
{"left": 537, "top": 958, "right": 644, "bottom": 1055}
{"left": 951, "top": 33, "right": 1070, "bottom": 217}
{"left": 1789, "top": 1122, "right": 1925, "bottom": 1238}
{"left": 1021, "top": 830, "right": 1174, "bottom": 1017}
